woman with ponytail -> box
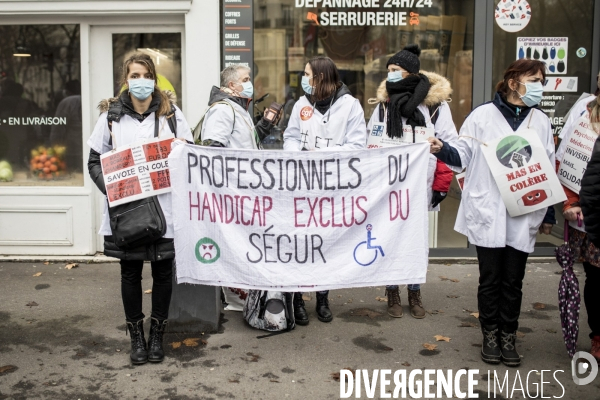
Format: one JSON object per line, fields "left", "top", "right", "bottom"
{"left": 557, "top": 87, "right": 600, "bottom": 362}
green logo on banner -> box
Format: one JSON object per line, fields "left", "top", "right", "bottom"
{"left": 195, "top": 237, "right": 220, "bottom": 264}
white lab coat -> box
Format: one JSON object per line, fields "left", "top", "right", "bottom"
{"left": 283, "top": 94, "right": 366, "bottom": 151}
{"left": 87, "top": 106, "right": 193, "bottom": 238}
{"left": 450, "top": 104, "right": 555, "bottom": 253}
{"left": 202, "top": 99, "right": 258, "bottom": 150}
{"left": 367, "top": 101, "right": 459, "bottom": 211}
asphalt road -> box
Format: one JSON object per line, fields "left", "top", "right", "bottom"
{"left": 0, "top": 261, "right": 598, "bottom": 399}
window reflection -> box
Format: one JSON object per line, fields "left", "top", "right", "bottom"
{"left": 253, "top": 1, "right": 474, "bottom": 247}
{"left": 0, "top": 24, "right": 82, "bottom": 186}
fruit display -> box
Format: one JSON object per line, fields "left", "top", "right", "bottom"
{"left": 30, "top": 145, "right": 67, "bottom": 180}
{"left": 0, "top": 160, "right": 13, "bottom": 182}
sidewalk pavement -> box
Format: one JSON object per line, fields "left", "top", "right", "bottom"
{"left": 0, "top": 260, "right": 598, "bottom": 399}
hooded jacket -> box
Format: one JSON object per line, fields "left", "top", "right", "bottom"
{"left": 201, "top": 86, "right": 273, "bottom": 149}
{"left": 367, "top": 71, "right": 457, "bottom": 209}
{"left": 284, "top": 83, "right": 367, "bottom": 151}
{"left": 87, "top": 89, "right": 193, "bottom": 261}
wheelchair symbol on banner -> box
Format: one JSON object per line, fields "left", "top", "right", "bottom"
{"left": 353, "top": 224, "right": 385, "bottom": 266}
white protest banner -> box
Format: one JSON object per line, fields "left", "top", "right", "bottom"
{"left": 101, "top": 135, "right": 174, "bottom": 207}
{"left": 481, "top": 129, "right": 566, "bottom": 217}
{"left": 169, "top": 143, "right": 430, "bottom": 291}
{"left": 558, "top": 115, "right": 598, "bottom": 193}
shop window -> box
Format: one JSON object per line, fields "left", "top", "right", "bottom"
{"left": 254, "top": 1, "right": 474, "bottom": 248}
{"left": 0, "top": 24, "right": 82, "bottom": 186}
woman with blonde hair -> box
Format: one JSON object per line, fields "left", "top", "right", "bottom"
{"left": 87, "top": 52, "right": 193, "bottom": 365}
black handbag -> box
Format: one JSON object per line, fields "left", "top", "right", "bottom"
{"left": 108, "top": 195, "right": 167, "bottom": 250}
{"left": 106, "top": 113, "right": 172, "bottom": 250}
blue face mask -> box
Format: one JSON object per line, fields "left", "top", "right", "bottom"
{"left": 239, "top": 81, "right": 253, "bottom": 98}
{"left": 517, "top": 81, "right": 544, "bottom": 107}
{"left": 301, "top": 75, "right": 313, "bottom": 94}
{"left": 128, "top": 78, "right": 155, "bottom": 100}
{"left": 387, "top": 70, "right": 404, "bottom": 82}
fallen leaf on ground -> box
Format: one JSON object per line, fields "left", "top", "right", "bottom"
{"left": 182, "top": 338, "right": 206, "bottom": 347}
{"left": 516, "top": 331, "right": 526, "bottom": 338}
{"left": 270, "top": 380, "right": 279, "bottom": 383}
{"left": 26, "top": 301, "right": 38, "bottom": 307}
{"left": 450, "top": 279, "right": 460, "bottom": 283}
{"left": 302, "top": 295, "right": 311, "bottom": 301}
{"left": 434, "top": 335, "right": 451, "bottom": 342}
{"left": 444, "top": 263, "right": 452, "bottom": 266}
{"left": 171, "top": 342, "right": 182, "bottom": 349}
{"left": 533, "top": 302, "right": 546, "bottom": 310}
{"left": 65, "top": 263, "right": 79, "bottom": 270}
{"left": 423, "top": 343, "right": 438, "bottom": 351}
{"left": 144, "top": 289, "right": 152, "bottom": 294}
{"left": 43, "top": 262, "right": 49, "bottom": 265}
{"left": 547, "top": 328, "right": 557, "bottom": 334}
{"left": 375, "top": 296, "right": 387, "bottom": 302}
{"left": 459, "top": 322, "right": 477, "bottom": 328}
{"left": 439, "top": 276, "right": 449, "bottom": 281}
{"left": 32, "top": 272, "right": 42, "bottom": 277}
{"left": 244, "top": 352, "right": 260, "bottom": 362}
{"left": 447, "top": 295, "right": 459, "bottom": 299}
{"left": 331, "top": 368, "right": 355, "bottom": 382}
{"left": 401, "top": 362, "right": 411, "bottom": 367}
{"left": 470, "top": 312, "right": 479, "bottom": 319}
{"left": 0, "top": 365, "right": 17, "bottom": 375}
{"left": 228, "top": 379, "right": 240, "bottom": 383}
{"left": 350, "top": 308, "right": 382, "bottom": 319}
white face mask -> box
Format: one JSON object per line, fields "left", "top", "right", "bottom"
{"left": 387, "top": 70, "right": 404, "bottom": 82}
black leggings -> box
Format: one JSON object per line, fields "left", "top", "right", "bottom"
{"left": 120, "top": 259, "right": 173, "bottom": 323}
{"left": 475, "top": 245, "right": 529, "bottom": 332}
{"left": 583, "top": 262, "right": 600, "bottom": 338}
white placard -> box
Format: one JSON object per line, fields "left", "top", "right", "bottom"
{"left": 558, "top": 115, "right": 598, "bottom": 193}
{"left": 481, "top": 129, "right": 566, "bottom": 217}
{"left": 101, "top": 135, "right": 174, "bottom": 207}
{"left": 366, "top": 125, "right": 428, "bottom": 149}
{"left": 169, "top": 143, "right": 430, "bottom": 291}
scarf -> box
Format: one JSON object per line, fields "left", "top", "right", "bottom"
{"left": 386, "top": 73, "right": 430, "bottom": 139}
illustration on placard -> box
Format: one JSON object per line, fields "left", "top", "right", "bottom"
{"left": 516, "top": 37, "right": 568, "bottom": 75}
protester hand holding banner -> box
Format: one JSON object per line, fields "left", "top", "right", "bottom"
{"left": 169, "top": 143, "right": 430, "bottom": 291}
{"left": 101, "top": 135, "right": 175, "bottom": 207}
{"left": 558, "top": 115, "right": 598, "bottom": 193}
{"left": 481, "top": 129, "right": 566, "bottom": 217}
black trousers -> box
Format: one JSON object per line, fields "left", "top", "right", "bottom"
{"left": 476, "top": 245, "right": 529, "bottom": 332}
{"left": 120, "top": 258, "right": 173, "bottom": 323}
{"left": 583, "top": 262, "right": 600, "bottom": 339}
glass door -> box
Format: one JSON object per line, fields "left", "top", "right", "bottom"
{"left": 89, "top": 25, "right": 184, "bottom": 251}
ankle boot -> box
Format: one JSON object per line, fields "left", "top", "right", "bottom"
{"left": 293, "top": 292, "right": 309, "bottom": 326}
{"left": 126, "top": 319, "right": 148, "bottom": 365}
{"left": 385, "top": 288, "right": 403, "bottom": 318}
{"left": 480, "top": 326, "right": 501, "bottom": 364}
{"left": 500, "top": 331, "right": 521, "bottom": 367}
{"left": 147, "top": 318, "right": 168, "bottom": 363}
{"left": 315, "top": 292, "right": 333, "bottom": 322}
{"left": 591, "top": 336, "right": 600, "bottom": 361}
{"left": 407, "top": 289, "right": 425, "bottom": 319}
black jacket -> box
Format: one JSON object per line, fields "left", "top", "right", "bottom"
{"left": 87, "top": 95, "right": 175, "bottom": 261}
{"left": 580, "top": 138, "right": 600, "bottom": 248}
